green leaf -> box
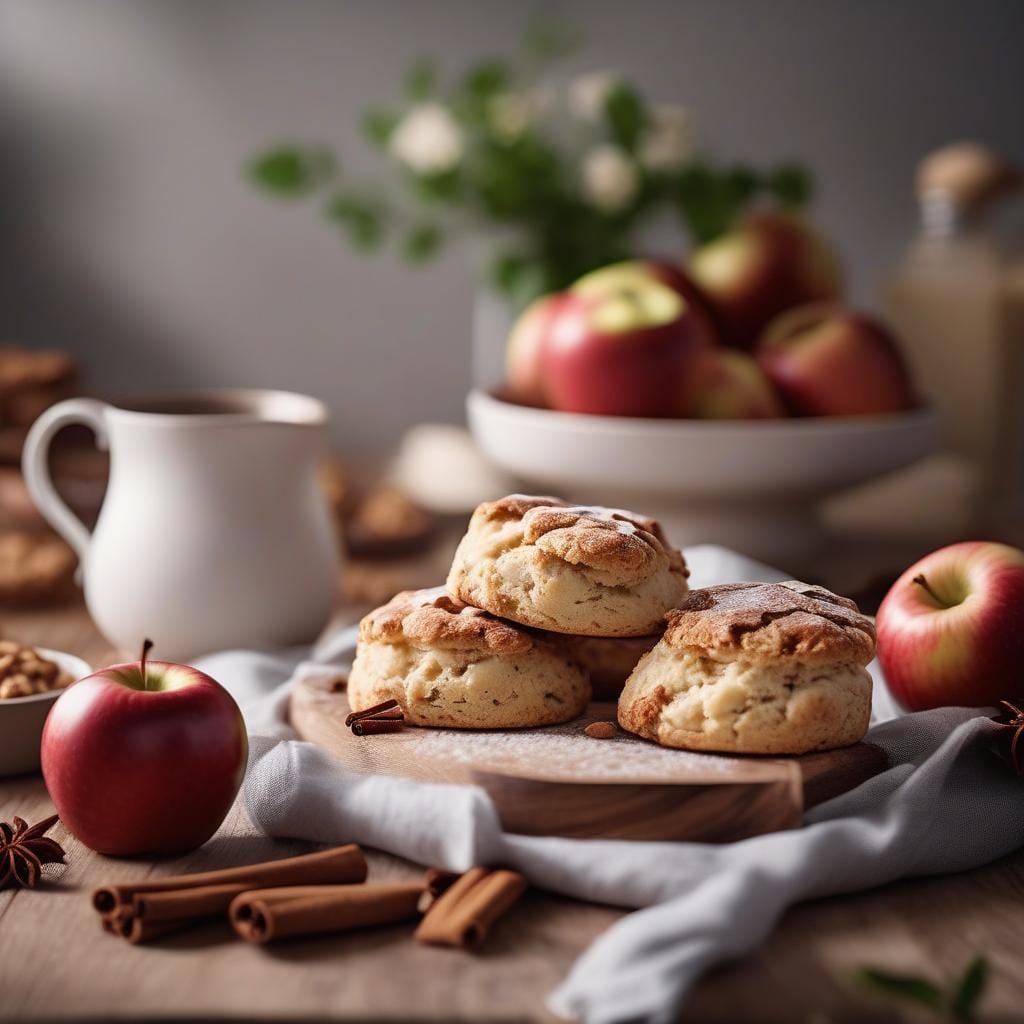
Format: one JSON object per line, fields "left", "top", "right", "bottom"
{"left": 851, "top": 967, "right": 944, "bottom": 1012}
{"left": 724, "top": 166, "right": 759, "bottom": 204}
{"left": 404, "top": 58, "right": 437, "bottom": 100}
{"left": 490, "top": 251, "right": 530, "bottom": 295}
{"left": 604, "top": 84, "right": 647, "bottom": 153}
{"left": 768, "top": 163, "right": 814, "bottom": 207}
{"left": 463, "top": 61, "right": 508, "bottom": 101}
{"left": 361, "top": 108, "right": 398, "bottom": 148}
{"left": 951, "top": 956, "right": 989, "bottom": 1022}
{"left": 324, "top": 193, "right": 383, "bottom": 250}
{"left": 403, "top": 224, "right": 443, "bottom": 263}
{"left": 247, "top": 146, "right": 334, "bottom": 197}
{"left": 414, "top": 169, "right": 462, "bottom": 204}
{"left": 674, "top": 163, "right": 768, "bottom": 242}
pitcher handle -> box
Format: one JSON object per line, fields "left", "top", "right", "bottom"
{"left": 22, "top": 398, "right": 109, "bottom": 565}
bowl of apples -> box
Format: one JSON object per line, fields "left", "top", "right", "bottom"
{"left": 469, "top": 213, "right": 938, "bottom": 563}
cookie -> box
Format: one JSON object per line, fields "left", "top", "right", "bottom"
{"left": 348, "top": 586, "right": 589, "bottom": 729}
{"left": 618, "top": 581, "right": 875, "bottom": 755}
{"left": 0, "top": 531, "right": 77, "bottom": 605}
{"left": 561, "top": 633, "right": 662, "bottom": 701}
{"left": 0, "top": 347, "right": 76, "bottom": 428}
{"left": 446, "top": 495, "right": 688, "bottom": 637}
{"left": 0, "top": 347, "right": 75, "bottom": 395}
{"left": 345, "top": 486, "right": 436, "bottom": 559}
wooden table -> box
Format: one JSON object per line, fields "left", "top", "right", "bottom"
{"left": 2, "top": 598, "right": 1023, "bottom": 1023}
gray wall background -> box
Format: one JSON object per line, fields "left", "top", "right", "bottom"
{"left": 1, "top": 0, "right": 1022, "bottom": 453}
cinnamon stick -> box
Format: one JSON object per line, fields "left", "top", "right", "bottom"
{"left": 116, "top": 912, "right": 201, "bottom": 945}
{"left": 414, "top": 867, "right": 527, "bottom": 949}
{"left": 92, "top": 844, "right": 367, "bottom": 922}
{"left": 132, "top": 882, "right": 251, "bottom": 922}
{"left": 345, "top": 699, "right": 400, "bottom": 726}
{"left": 229, "top": 882, "right": 424, "bottom": 944}
{"left": 417, "top": 868, "right": 461, "bottom": 912}
{"left": 118, "top": 883, "right": 402, "bottom": 945}
{"left": 359, "top": 706, "right": 405, "bottom": 722}
{"left": 352, "top": 718, "right": 404, "bottom": 736}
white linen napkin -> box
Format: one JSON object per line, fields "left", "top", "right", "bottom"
{"left": 196, "top": 545, "right": 1024, "bottom": 1024}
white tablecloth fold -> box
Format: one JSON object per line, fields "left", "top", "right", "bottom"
{"left": 194, "top": 545, "right": 1024, "bottom": 1024}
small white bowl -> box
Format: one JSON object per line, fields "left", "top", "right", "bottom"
{"left": 468, "top": 389, "right": 939, "bottom": 564}
{"left": 0, "top": 649, "right": 92, "bottom": 777}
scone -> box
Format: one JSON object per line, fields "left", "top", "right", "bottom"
{"left": 447, "top": 495, "right": 688, "bottom": 637}
{"left": 562, "top": 633, "right": 662, "bottom": 701}
{"left": 348, "top": 586, "right": 589, "bottom": 728}
{"left": 618, "top": 581, "right": 875, "bottom": 754}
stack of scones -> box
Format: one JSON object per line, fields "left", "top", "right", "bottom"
{"left": 348, "top": 495, "right": 875, "bottom": 754}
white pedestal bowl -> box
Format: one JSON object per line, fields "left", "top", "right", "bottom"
{"left": 468, "top": 390, "right": 939, "bottom": 565}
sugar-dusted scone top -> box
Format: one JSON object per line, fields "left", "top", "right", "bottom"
{"left": 663, "top": 581, "right": 876, "bottom": 665}
{"left": 348, "top": 586, "right": 589, "bottom": 729}
{"left": 618, "top": 581, "right": 876, "bottom": 755}
{"left": 447, "top": 495, "right": 689, "bottom": 637}
{"left": 360, "top": 585, "right": 533, "bottom": 654}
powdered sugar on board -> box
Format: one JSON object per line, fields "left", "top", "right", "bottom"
{"left": 399, "top": 707, "right": 785, "bottom": 784}
{"left": 291, "top": 675, "right": 790, "bottom": 786}
{"left": 290, "top": 677, "right": 889, "bottom": 847}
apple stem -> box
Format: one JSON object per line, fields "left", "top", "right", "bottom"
{"left": 911, "top": 573, "right": 941, "bottom": 604}
{"left": 140, "top": 638, "right": 154, "bottom": 691}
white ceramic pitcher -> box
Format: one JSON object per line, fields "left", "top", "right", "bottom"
{"left": 23, "top": 389, "right": 340, "bottom": 660}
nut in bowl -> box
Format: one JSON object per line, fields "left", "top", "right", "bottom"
{"left": 0, "top": 644, "right": 90, "bottom": 777}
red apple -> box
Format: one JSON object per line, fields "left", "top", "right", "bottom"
{"left": 688, "top": 212, "right": 841, "bottom": 347}
{"left": 538, "top": 275, "right": 701, "bottom": 417}
{"left": 505, "top": 293, "right": 568, "bottom": 407}
{"left": 876, "top": 542, "right": 1024, "bottom": 711}
{"left": 755, "top": 304, "right": 915, "bottom": 417}
{"left": 41, "top": 641, "right": 247, "bottom": 855}
{"left": 684, "top": 348, "right": 784, "bottom": 419}
{"left": 572, "top": 260, "right": 721, "bottom": 350}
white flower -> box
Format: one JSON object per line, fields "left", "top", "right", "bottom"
{"left": 488, "top": 92, "right": 533, "bottom": 141}
{"left": 640, "top": 104, "right": 695, "bottom": 172}
{"left": 582, "top": 145, "right": 639, "bottom": 213}
{"left": 569, "top": 71, "right": 619, "bottom": 122}
{"left": 389, "top": 103, "right": 464, "bottom": 175}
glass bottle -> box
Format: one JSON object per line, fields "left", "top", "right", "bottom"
{"left": 885, "top": 142, "right": 1023, "bottom": 528}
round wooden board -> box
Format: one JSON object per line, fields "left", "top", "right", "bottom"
{"left": 289, "top": 674, "right": 888, "bottom": 844}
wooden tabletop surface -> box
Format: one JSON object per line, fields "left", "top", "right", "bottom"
{"left": 1, "top": 597, "right": 1023, "bottom": 1024}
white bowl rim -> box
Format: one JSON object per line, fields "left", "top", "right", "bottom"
{"left": 470, "top": 388, "right": 939, "bottom": 438}
{"left": 0, "top": 648, "right": 92, "bottom": 705}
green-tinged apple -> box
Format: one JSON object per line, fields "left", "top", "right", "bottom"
{"left": 41, "top": 640, "right": 247, "bottom": 856}
{"left": 572, "top": 260, "right": 721, "bottom": 350}
{"left": 688, "top": 212, "right": 841, "bottom": 348}
{"left": 536, "top": 276, "right": 701, "bottom": 417}
{"left": 683, "top": 348, "right": 784, "bottom": 419}
{"left": 505, "top": 293, "right": 569, "bottom": 407}
{"left": 756, "top": 304, "right": 915, "bottom": 417}
{"left": 876, "top": 542, "right": 1024, "bottom": 711}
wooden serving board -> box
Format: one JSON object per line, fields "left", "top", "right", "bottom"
{"left": 290, "top": 675, "right": 888, "bottom": 844}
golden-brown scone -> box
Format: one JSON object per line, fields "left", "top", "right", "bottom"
{"left": 348, "top": 586, "right": 589, "bottom": 728}
{"left": 561, "top": 633, "right": 662, "bottom": 701}
{"left": 618, "top": 581, "right": 875, "bottom": 755}
{"left": 446, "top": 495, "right": 688, "bottom": 637}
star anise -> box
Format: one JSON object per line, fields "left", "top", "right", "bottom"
{"left": 0, "top": 814, "right": 66, "bottom": 889}
{"left": 995, "top": 700, "right": 1024, "bottom": 775}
